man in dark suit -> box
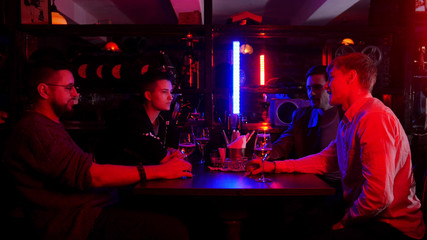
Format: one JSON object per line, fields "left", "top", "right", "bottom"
{"left": 270, "top": 65, "right": 341, "bottom": 181}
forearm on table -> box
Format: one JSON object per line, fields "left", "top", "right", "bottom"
{"left": 90, "top": 163, "right": 140, "bottom": 187}
{"left": 275, "top": 142, "right": 338, "bottom": 174}
{"left": 274, "top": 154, "right": 329, "bottom": 174}
{"left": 143, "top": 164, "right": 169, "bottom": 180}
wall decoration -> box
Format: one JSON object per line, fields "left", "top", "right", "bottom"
{"left": 21, "top": 0, "right": 50, "bottom": 24}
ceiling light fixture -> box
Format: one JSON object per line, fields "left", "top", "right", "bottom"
{"left": 105, "top": 42, "right": 120, "bottom": 52}
{"left": 51, "top": 0, "right": 67, "bottom": 25}
{"left": 240, "top": 44, "right": 253, "bottom": 54}
{"left": 341, "top": 38, "right": 354, "bottom": 46}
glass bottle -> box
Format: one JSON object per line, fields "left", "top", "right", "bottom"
{"left": 181, "top": 33, "right": 199, "bottom": 89}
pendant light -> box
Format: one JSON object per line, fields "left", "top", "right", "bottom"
{"left": 51, "top": 0, "right": 67, "bottom": 25}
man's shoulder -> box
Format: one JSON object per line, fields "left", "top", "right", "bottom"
{"left": 13, "top": 112, "right": 63, "bottom": 138}
{"left": 358, "top": 98, "right": 395, "bottom": 118}
{"left": 15, "top": 112, "right": 43, "bottom": 128}
{"left": 20, "top": 112, "right": 57, "bottom": 126}
{"left": 353, "top": 98, "right": 401, "bottom": 128}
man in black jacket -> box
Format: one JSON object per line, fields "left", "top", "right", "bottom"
{"left": 100, "top": 52, "right": 179, "bottom": 166}
{"left": 271, "top": 65, "right": 341, "bottom": 162}
{"left": 271, "top": 65, "right": 342, "bottom": 185}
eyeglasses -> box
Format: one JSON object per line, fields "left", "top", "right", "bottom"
{"left": 44, "top": 83, "right": 78, "bottom": 91}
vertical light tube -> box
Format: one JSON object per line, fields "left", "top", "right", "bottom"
{"left": 233, "top": 41, "right": 240, "bottom": 114}
{"left": 260, "top": 54, "right": 265, "bottom": 85}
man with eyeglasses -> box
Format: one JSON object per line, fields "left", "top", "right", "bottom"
{"left": 2, "top": 48, "right": 192, "bottom": 240}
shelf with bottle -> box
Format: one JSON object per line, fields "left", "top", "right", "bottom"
{"left": 180, "top": 33, "right": 201, "bottom": 89}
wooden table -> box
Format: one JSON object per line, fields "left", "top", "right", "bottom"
{"left": 134, "top": 164, "right": 335, "bottom": 240}
{"left": 134, "top": 164, "right": 335, "bottom": 196}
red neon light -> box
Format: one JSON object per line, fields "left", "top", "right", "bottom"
{"left": 260, "top": 55, "right": 265, "bottom": 85}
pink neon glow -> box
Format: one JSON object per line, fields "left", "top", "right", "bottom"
{"left": 260, "top": 55, "right": 265, "bottom": 85}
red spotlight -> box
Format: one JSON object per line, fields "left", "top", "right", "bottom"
{"left": 105, "top": 42, "right": 120, "bottom": 52}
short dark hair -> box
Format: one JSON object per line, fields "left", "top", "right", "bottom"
{"left": 327, "top": 53, "right": 377, "bottom": 91}
{"left": 305, "top": 65, "right": 327, "bottom": 80}
{"left": 138, "top": 69, "right": 174, "bottom": 94}
{"left": 134, "top": 51, "right": 176, "bottom": 102}
{"left": 24, "top": 48, "right": 71, "bottom": 100}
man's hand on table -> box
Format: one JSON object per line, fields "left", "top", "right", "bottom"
{"left": 245, "top": 157, "right": 275, "bottom": 176}
{"left": 332, "top": 220, "right": 344, "bottom": 230}
{"left": 147, "top": 150, "right": 193, "bottom": 179}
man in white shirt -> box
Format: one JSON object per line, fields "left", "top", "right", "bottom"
{"left": 247, "top": 53, "right": 425, "bottom": 240}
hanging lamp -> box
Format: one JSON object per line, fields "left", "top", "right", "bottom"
{"left": 51, "top": 0, "right": 67, "bottom": 25}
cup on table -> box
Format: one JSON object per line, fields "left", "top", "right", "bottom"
{"left": 225, "top": 148, "right": 247, "bottom": 171}
{"left": 194, "top": 127, "right": 210, "bottom": 165}
{"left": 179, "top": 130, "right": 196, "bottom": 162}
{"left": 210, "top": 152, "right": 223, "bottom": 168}
{"left": 218, "top": 148, "right": 226, "bottom": 161}
{"left": 224, "top": 157, "right": 248, "bottom": 171}
{"left": 227, "top": 147, "right": 245, "bottom": 161}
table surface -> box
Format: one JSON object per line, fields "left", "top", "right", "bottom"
{"left": 134, "top": 165, "right": 335, "bottom": 197}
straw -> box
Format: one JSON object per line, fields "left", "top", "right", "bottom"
{"left": 246, "top": 130, "right": 256, "bottom": 143}
{"left": 222, "top": 130, "right": 230, "bottom": 145}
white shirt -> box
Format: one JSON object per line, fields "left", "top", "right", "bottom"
{"left": 275, "top": 97, "right": 425, "bottom": 239}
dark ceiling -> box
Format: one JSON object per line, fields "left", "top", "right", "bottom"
{"left": 57, "top": 0, "right": 372, "bottom": 26}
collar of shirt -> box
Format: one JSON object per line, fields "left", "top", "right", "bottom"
{"left": 343, "top": 96, "right": 372, "bottom": 124}
{"left": 141, "top": 107, "right": 165, "bottom": 134}
{"left": 308, "top": 107, "right": 339, "bottom": 128}
{"left": 308, "top": 108, "right": 320, "bottom": 128}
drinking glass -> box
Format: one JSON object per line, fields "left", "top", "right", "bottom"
{"left": 253, "top": 129, "right": 272, "bottom": 183}
{"left": 179, "top": 130, "right": 196, "bottom": 161}
{"left": 195, "top": 127, "right": 210, "bottom": 165}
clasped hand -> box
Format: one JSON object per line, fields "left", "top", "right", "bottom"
{"left": 160, "top": 150, "right": 193, "bottom": 179}
{"left": 245, "top": 157, "right": 275, "bottom": 176}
